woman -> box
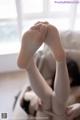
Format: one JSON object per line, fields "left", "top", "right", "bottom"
{"left": 14, "top": 51, "right": 80, "bottom": 120}
{"left": 17, "top": 22, "right": 70, "bottom": 120}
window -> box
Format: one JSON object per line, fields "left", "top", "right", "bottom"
{"left": 22, "top": 0, "right": 43, "bottom": 14}
{"left": 77, "top": 3, "right": 80, "bottom": 16}
{"left": 0, "top": 0, "right": 80, "bottom": 54}
{"left": 0, "top": 0, "right": 17, "bottom": 19}
{"left": 0, "top": 0, "right": 18, "bottom": 54}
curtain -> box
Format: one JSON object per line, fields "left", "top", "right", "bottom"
{"left": 15, "top": 0, "right": 80, "bottom": 38}
{"left": 0, "top": 0, "right": 80, "bottom": 54}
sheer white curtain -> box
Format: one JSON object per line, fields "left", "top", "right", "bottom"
{"left": 15, "top": 0, "right": 80, "bottom": 38}
{"left": 0, "top": 0, "right": 80, "bottom": 72}
{"left": 0, "top": 0, "right": 80, "bottom": 54}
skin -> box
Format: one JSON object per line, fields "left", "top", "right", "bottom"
{"left": 66, "top": 103, "right": 80, "bottom": 120}
{"left": 18, "top": 21, "right": 80, "bottom": 120}
{"left": 17, "top": 23, "right": 48, "bottom": 69}
{"left": 18, "top": 21, "right": 69, "bottom": 120}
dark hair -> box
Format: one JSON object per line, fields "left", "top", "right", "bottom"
{"left": 51, "top": 73, "right": 55, "bottom": 90}
{"left": 20, "top": 97, "right": 37, "bottom": 116}
{"left": 20, "top": 86, "right": 32, "bottom": 114}
{"left": 67, "top": 59, "right": 80, "bottom": 87}
{"left": 51, "top": 59, "right": 80, "bottom": 90}
{"left": 20, "top": 98, "right": 30, "bottom": 114}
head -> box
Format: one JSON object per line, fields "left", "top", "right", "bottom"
{"left": 67, "top": 59, "right": 80, "bottom": 87}
{"left": 46, "top": 59, "right": 80, "bottom": 89}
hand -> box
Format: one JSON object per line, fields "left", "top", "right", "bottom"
{"left": 66, "top": 103, "right": 80, "bottom": 120}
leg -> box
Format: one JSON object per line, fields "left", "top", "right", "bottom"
{"left": 45, "top": 24, "right": 70, "bottom": 120}
{"left": 52, "top": 60, "right": 70, "bottom": 120}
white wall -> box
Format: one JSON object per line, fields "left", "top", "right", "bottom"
{"left": 0, "top": 54, "right": 19, "bottom": 73}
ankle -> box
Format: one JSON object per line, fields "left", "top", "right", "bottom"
{"left": 52, "top": 48, "right": 66, "bottom": 61}
{"left": 17, "top": 57, "right": 28, "bottom": 69}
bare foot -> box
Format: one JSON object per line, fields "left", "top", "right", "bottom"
{"left": 35, "top": 22, "right": 66, "bottom": 61}
{"left": 17, "top": 23, "right": 47, "bottom": 69}
{"left": 45, "top": 24, "right": 66, "bottom": 61}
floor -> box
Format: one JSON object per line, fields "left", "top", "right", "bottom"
{"left": 0, "top": 71, "right": 30, "bottom": 120}
{"left": 1, "top": 71, "right": 80, "bottom": 120}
